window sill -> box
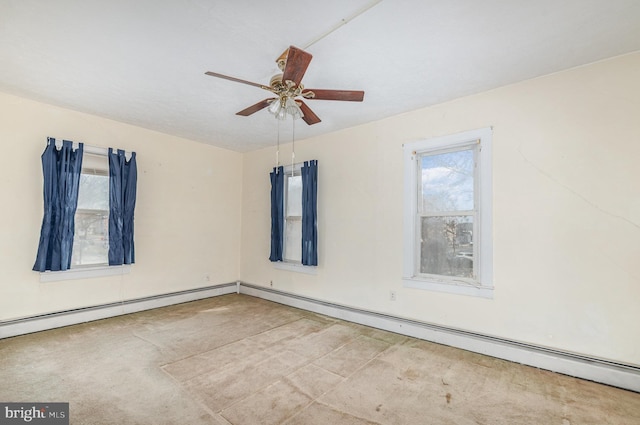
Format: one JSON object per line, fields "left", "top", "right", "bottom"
{"left": 403, "top": 277, "right": 493, "bottom": 299}
{"left": 273, "top": 262, "right": 318, "bottom": 275}
{"left": 40, "top": 265, "right": 131, "bottom": 283}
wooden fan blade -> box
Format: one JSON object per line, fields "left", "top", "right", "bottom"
{"left": 205, "top": 71, "right": 271, "bottom": 91}
{"left": 281, "top": 46, "right": 312, "bottom": 86}
{"left": 298, "top": 101, "right": 321, "bottom": 125}
{"left": 236, "top": 98, "right": 276, "bottom": 116}
{"left": 303, "top": 89, "right": 364, "bottom": 102}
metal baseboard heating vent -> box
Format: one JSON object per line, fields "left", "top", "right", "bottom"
{"left": 0, "top": 282, "right": 238, "bottom": 339}
{"left": 239, "top": 282, "right": 640, "bottom": 393}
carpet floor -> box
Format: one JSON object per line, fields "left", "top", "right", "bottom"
{"left": 0, "top": 294, "right": 638, "bottom": 424}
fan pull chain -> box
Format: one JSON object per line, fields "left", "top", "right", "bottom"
{"left": 276, "top": 118, "right": 280, "bottom": 172}
{"left": 291, "top": 118, "right": 296, "bottom": 177}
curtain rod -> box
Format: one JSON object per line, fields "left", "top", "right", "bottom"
{"left": 50, "top": 137, "right": 133, "bottom": 158}
{"left": 83, "top": 145, "right": 109, "bottom": 156}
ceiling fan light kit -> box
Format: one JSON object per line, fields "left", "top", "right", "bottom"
{"left": 205, "top": 46, "right": 364, "bottom": 125}
{"left": 267, "top": 97, "right": 302, "bottom": 120}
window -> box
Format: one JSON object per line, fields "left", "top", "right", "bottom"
{"left": 271, "top": 162, "right": 318, "bottom": 274}
{"left": 403, "top": 128, "right": 493, "bottom": 298}
{"left": 284, "top": 169, "right": 303, "bottom": 263}
{"left": 40, "top": 152, "right": 127, "bottom": 283}
{"left": 71, "top": 153, "right": 110, "bottom": 267}
{"left": 36, "top": 142, "right": 136, "bottom": 282}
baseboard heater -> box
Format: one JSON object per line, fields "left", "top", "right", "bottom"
{"left": 0, "top": 281, "right": 638, "bottom": 393}
{"left": 238, "top": 283, "right": 640, "bottom": 393}
{"left": 0, "top": 282, "right": 238, "bottom": 340}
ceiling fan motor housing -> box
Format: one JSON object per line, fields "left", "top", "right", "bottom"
{"left": 269, "top": 74, "right": 284, "bottom": 89}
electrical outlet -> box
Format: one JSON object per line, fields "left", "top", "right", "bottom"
{"left": 270, "top": 280, "right": 273, "bottom": 287}
{"left": 390, "top": 291, "right": 396, "bottom": 301}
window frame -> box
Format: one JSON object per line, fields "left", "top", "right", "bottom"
{"left": 402, "top": 127, "right": 493, "bottom": 298}
{"left": 39, "top": 148, "right": 131, "bottom": 282}
{"left": 71, "top": 156, "right": 110, "bottom": 268}
{"left": 273, "top": 162, "right": 318, "bottom": 274}
{"left": 282, "top": 164, "right": 303, "bottom": 264}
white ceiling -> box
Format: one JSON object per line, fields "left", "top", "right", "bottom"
{"left": 1, "top": 0, "right": 639, "bottom": 152}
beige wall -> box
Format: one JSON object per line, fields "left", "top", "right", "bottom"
{"left": 0, "top": 92, "right": 242, "bottom": 320}
{"left": 2, "top": 52, "right": 638, "bottom": 366}
{"left": 240, "top": 52, "right": 640, "bottom": 365}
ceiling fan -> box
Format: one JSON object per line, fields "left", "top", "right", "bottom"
{"left": 205, "top": 46, "right": 364, "bottom": 125}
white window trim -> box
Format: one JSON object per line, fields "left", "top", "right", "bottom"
{"left": 283, "top": 165, "right": 302, "bottom": 264}
{"left": 40, "top": 265, "right": 131, "bottom": 283}
{"left": 402, "top": 127, "right": 493, "bottom": 298}
{"left": 73, "top": 157, "right": 110, "bottom": 268}
{"left": 274, "top": 261, "right": 317, "bottom": 275}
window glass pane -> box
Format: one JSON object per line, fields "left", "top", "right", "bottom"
{"left": 420, "top": 148, "right": 474, "bottom": 212}
{"left": 420, "top": 216, "right": 473, "bottom": 278}
{"left": 72, "top": 211, "right": 109, "bottom": 266}
{"left": 72, "top": 170, "right": 109, "bottom": 266}
{"left": 77, "top": 173, "right": 109, "bottom": 210}
{"left": 284, "top": 218, "right": 302, "bottom": 262}
{"left": 286, "top": 175, "right": 302, "bottom": 217}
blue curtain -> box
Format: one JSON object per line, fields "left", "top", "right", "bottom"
{"left": 301, "top": 160, "right": 318, "bottom": 266}
{"left": 269, "top": 166, "right": 284, "bottom": 262}
{"left": 33, "top": 138, "right": 84, "bottom": 272}
{"left": 108, "top": 149, "right": 137, "bottom": 266}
